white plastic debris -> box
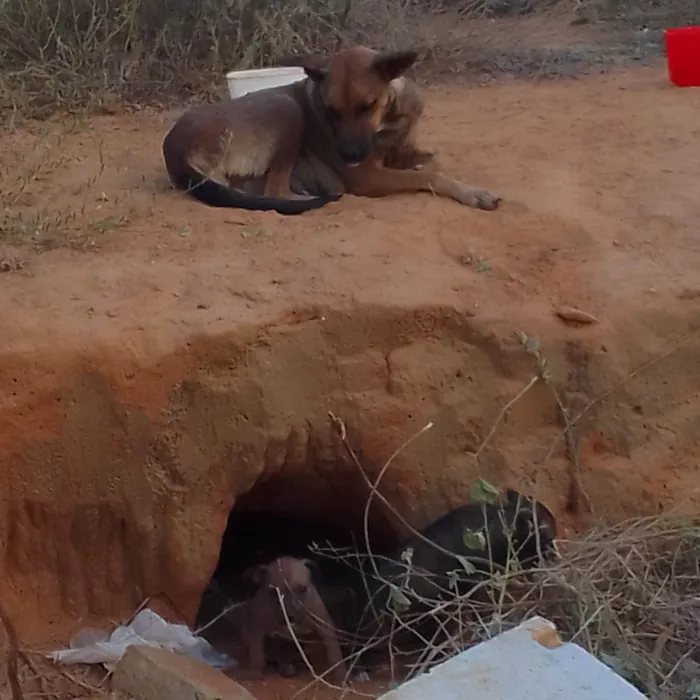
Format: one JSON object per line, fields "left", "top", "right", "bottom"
{"left": 46, "top": 608, "right": 235, "bottom": 671}
{"left": 377, "top": 616, "right": 648, "bottom": 700}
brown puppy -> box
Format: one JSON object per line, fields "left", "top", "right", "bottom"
{"left": 236, "top": 557, "right": 347, "bottom": 684}
{"left": 162, "top": 46, "right": 500, "bottom": 215}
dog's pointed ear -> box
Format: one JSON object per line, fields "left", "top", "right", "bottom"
{"left": 297, "top": 53, "right": 329, "bottom": 82}
{"left": 371, "top": 50, "right": 419, "bottom": 82}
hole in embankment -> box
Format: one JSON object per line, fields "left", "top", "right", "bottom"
{"left": 194, "top": 458, "right": 401, "bottom": 664}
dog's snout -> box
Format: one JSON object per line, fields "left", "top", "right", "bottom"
{"left": 338, "top": 138, "right": 371, "bottom": 165}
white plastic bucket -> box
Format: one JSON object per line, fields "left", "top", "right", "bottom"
{"left": 226, "top": 66, "right": 306, "bottom": 100}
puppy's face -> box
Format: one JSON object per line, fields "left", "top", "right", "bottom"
{"left": 303, "top": 47, "right": 418, "bottom": 165}
{"left": 251, "top": 558, "right": 315, "bottom": 618}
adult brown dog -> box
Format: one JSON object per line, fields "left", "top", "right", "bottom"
{"left": 235, "top": 557, "right": 347, "bottom": 684}
{"left": 161, "top": 46, "right": 501, "bottom": 215}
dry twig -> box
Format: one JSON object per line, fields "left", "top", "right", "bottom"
{"left": 0, "top": 600, "right": 23, "bottom": 700}
{"left": 471, "top": 375, "right": 539, "bottom": 463}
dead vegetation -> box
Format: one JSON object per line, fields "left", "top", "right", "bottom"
{"left": 0, "top": 123, "right": 150, "bottom": 248}
{"left": 304, "top": 511, "right": 700, "bottom": 700}
{"left": 297, "top": 340, "right": 697, "bottom": 697}
{"left": 4, "top": 522, "right": 699, "bottom": 699}
{"left": 298, "top": 405, "right": 700, "bottom": 699}
{"left": 0, "top": 0, "right": 696, "bottom": 119}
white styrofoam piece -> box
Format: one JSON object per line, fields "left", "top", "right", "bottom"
{"left": 378, "top": 616, "right": 647, "bottom": 700}
{"left": 226, "top": 66, "right": 306, "bottom": 100}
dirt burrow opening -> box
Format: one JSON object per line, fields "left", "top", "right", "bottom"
{"left": 1, "top": 304, "right": 699, "bottom": 645}
{"left": 193, "top": 459, "right": 402, "bottom": 653}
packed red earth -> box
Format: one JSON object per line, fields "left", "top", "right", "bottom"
{"left": 0, "top": 36, "right": 699, "bottom": 700}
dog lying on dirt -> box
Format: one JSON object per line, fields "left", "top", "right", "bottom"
{"left": 365, "top": 488, "right": 559, "bottom": 614}
{"left": 231, "top": 557, "right": 348, "bottom": 684}
{"left": 161, "top": 45, "right": 501, "bottom": 215}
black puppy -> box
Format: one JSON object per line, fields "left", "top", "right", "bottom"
{"left": 366, "top": 488, "right": 558, "bottom": 611}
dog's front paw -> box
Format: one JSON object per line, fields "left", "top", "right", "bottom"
{"left": 352, "top": 670, "right": 371, "bottom": 682}
{"left": 468, "top": 188, "right": 501, "bottom": 211}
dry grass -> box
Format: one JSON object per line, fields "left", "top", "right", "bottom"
{"left": 294, "top": 398, "right": 700, "bottom": 698}
{"left": 0, "top": 0, "right": 697, "bottom": 120}
{"left": 4, "top": 504, "right": 697, "bottom": 700}
{"left": 535, "top": 515, "right": 700, "bottom": 699}
{"left": 0, "top": 123, "right": 151, "bottom": 249}
{"left": 298, "top": 510, "right": 700, "bottom": 700}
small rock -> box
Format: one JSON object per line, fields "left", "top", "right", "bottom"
{"left": 554, "top": 306, "right": 599, "bottom": 325}
{"left": 112, "top": 646, "right": 252, "bottom": 700}
{"left": 0, "top": 256, "right": 24, "bottom": 272}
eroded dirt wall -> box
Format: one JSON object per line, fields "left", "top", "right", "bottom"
{"left": 1, "top": 304, "right": 699, "bottom": 642}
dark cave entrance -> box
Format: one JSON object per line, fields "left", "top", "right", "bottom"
{"left": 194, "top": 460, "right": 401, "bottom": 657}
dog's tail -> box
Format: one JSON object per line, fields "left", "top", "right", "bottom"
{"left": 162, "top": 131, "right": 338, "bottom": 216}
{"left": 174, "top": 163, "right": 337, "bottom": 215}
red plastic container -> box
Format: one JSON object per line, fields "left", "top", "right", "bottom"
{"left": 664, "top": 26, "right": 700, "bottom": 87}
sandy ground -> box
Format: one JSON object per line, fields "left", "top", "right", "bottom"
{"left": 1, "top": 59, "right": 700, "bottom": 700}
{"left": 2, "top": 66, "right": 699, "bottom": 352}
